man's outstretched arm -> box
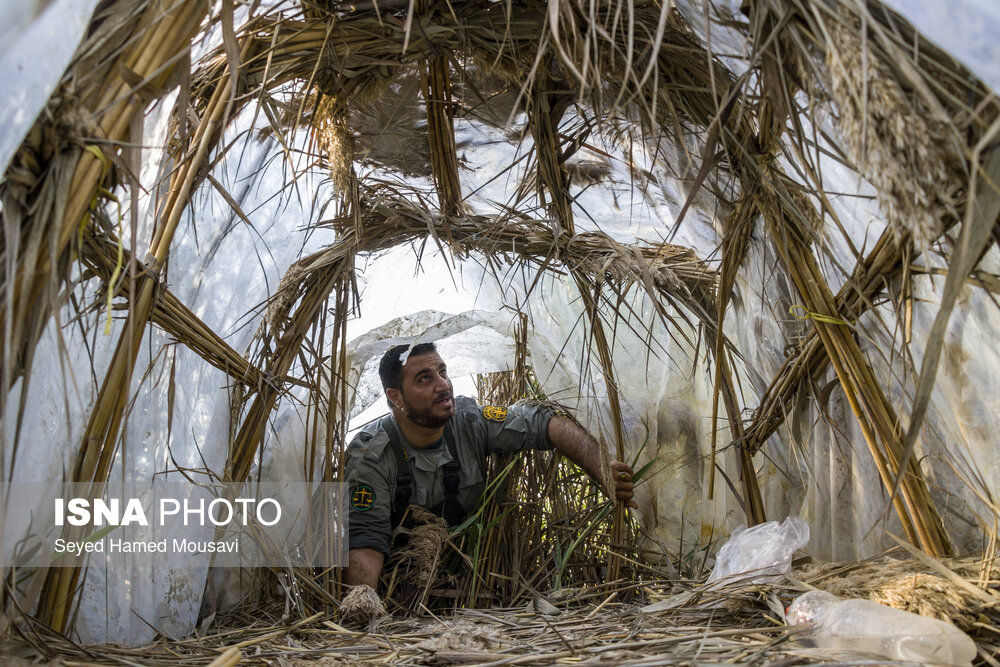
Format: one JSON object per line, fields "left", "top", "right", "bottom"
{"left": 546, "top": 415, "right": 639, "bottom": 508}
{"left": 345, "top": 547, "right": 384, "bottom": 590}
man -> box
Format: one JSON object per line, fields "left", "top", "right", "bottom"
{"left": 343, "top": 342, "right": 637, "bottom": 591}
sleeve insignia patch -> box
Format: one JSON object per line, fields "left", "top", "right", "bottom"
{"left": 351, "top": 484, "right": 376, "bottom": 511}
{"left": 482, "top": 405, "right": 508, "bottom": 422}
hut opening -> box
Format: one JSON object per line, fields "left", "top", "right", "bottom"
{"left": 2, "top": 0, "right": 1000, "bottom": 663}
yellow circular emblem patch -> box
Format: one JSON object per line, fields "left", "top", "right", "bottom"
{"left": 351, "top": 484, "right": 376, "bottom": 511}
{"left": 482, "top": 405, "right": 508, "bottom": 422}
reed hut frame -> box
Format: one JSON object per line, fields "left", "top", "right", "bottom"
{"left": 3, "top": 0, "right": 1000, "bottom": 636}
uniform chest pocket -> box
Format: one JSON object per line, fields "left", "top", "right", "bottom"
{"left": 412, "top": 460, "right": 485, "bottom": 508}
{"left": 457, "top": 460, "right": 486, "bottom": 511}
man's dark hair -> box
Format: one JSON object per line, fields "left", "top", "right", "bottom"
{"left": 379, "top": 342, "right": 438, "bottom": 391}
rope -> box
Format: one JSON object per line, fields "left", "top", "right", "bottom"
{"left": 789, "top": 304, "right": 852, "bottom": 327}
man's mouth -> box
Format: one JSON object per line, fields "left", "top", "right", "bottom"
{"left": 434, "top": 394, "right": 454, "bottom": 409}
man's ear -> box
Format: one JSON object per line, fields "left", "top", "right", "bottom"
{"left": 385, "top": 388, "right": 401, "bottom": 410}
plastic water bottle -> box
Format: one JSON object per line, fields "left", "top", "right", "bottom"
{"left": 785, "top": 590, "right": 977, "bottom": 666}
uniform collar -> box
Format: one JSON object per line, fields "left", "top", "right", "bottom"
{"left": 402, "top": 438, "right": 449, "bottom": 472}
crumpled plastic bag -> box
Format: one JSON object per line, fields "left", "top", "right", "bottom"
{"left": 706, "top": 516, "right": 810, "bottom": 586}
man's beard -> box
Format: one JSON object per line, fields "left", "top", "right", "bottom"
{"left": 400, "top": 392, "right": 454, "bottom": 428}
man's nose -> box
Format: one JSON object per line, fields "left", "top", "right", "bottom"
{"left": 433, "top": 374, "right": 450, "bottom": 392}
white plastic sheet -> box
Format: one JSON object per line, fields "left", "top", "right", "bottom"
{"left": 0, "top": 0, "right": 98, "bottom": 175}
{"left": 881, "top": 0, "right": 1000, "bottom": 95}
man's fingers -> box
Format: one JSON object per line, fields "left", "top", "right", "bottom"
{"left": 610, "top": 461, "right": 634, "bottom": 477}
{"left": 608, "top": 460, "right": 639, "bottom": 508}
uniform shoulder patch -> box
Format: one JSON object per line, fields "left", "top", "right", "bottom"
{"left": 351, "top": 484, "right": 376, "bottom": 511}
{"left": 482, "top": 405, "right": 508, "bottom": 422}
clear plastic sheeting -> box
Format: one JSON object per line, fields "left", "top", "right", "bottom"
{"left": 2, "top": 93, "right": 336, "bottom": 644}
{"left": 706, "top": 517, "right": 810, "bottom": 586}
{"left": 346, "top": 309, "right": 519, "bottom": 420}
{"left": 0, "top": 0, "right": 97, "bottom": 175}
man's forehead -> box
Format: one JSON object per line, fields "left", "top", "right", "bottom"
{"left": 402, "top": 351, "right": 446, "bottom": 374}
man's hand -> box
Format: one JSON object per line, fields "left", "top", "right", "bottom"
{"left": 340, "top": 583, "right": 387, "bottom": 626}
{"left": 609, "top": 460, "right": 639, "bottom": 509}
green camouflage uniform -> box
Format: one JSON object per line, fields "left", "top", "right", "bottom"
{"left": 346, "top": 396, "right": 553, "bottom": 555}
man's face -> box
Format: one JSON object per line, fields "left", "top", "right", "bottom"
{"left": 389, "top": 351, "right": 455, "bottom": 428}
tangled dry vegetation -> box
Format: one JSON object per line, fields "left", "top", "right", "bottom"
{"left": 4, "top": 553, "right": 999, "bottom": 665}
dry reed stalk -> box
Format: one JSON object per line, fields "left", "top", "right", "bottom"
{"left": 27, "top": 554, "right": 1000, "bottom": 666}
{"left": 225, "top": 268, "right": 351, "bottom": 483}
{"left": 720, "top": 1, "right": 1000, "bottom": 558}
{"left": 322, "top": 277, "right": 353, "bottom": 601}
{"left": 524, "top": 68, "right": 631, "bottom": 580}
{"left": 740, "top": 0, "right": 999, "bottom": 452}
{"left": 311, "top": 187, "right": 719, "bottom": 349}
{"left": 756, "top": 171, "right": 951, "bottom": 558}
{"left": 573, "top": 273, "right": 628, "bottom": 582}
{"left": 418, "top": 0, "right": 463, "bottom": 221}
{"left": 467, "top": 318, "right": 531, "bottom": 607}
{"left": 206, "top": 646, "right": 242, "bottom": 667}
{"left": 744, "top": 228, "right": 927, "bottom": 454}
{"left": 36, "top": 65, "right": 234, "bottom": 632}
{"left": 704, "top": 197, "right": 765, "bottom": 523}
{"left": 528, "top": 71, "right": 575, "bottom": 229}
{"left": 81, "top": 232, "right": 271, "bottom": 392}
